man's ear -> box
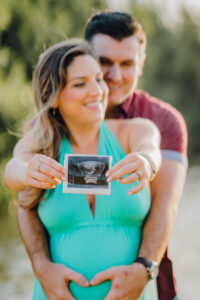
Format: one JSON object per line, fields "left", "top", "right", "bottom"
{"left": 139, "top": 53, "right": 146, "bottom": 77}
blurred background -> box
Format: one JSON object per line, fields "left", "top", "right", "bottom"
{"left": 0, "top": 0, "right": 199, "bottom": 299}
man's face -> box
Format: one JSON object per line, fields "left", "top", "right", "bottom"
{"left": 91, "top": 34, "right": 145, "bottom": 110}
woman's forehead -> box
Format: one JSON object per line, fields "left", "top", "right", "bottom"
{"left": 67, "top": 54, "right": 101, "bottom": 80}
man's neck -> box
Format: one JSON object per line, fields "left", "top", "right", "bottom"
{"left": 105, "top": 106, "right": 118, "bottom": 119}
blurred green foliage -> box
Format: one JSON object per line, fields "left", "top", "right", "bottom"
{"left": 0, "top": 0, "right": 199, "bottom": 212}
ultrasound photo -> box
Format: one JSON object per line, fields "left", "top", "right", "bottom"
{"left": 63, "top": 154, "right": 112, "bottom": 194}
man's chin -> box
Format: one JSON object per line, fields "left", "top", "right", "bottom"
{"left": 108, "top": 95, "right": 125, "bottom": 107}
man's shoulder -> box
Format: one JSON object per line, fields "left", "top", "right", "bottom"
{"left": 122, "top": 90, "right": 188, "bottom": 156}
{"left": 126, "top": 89, "right": 185, "bottom": 125}
{"left": 128, "top": 89, "right": 177, "bottom": 114}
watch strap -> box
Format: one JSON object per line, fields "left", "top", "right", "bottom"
{"left": 135, "top": 256, "right": 158, "bottom": 280}
{"left": 135, "top": 257, "right": 153, "bottom": 269}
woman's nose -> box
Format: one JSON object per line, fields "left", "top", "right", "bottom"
{"left": 89, "top": 80, "right": 103, "bottom": 97}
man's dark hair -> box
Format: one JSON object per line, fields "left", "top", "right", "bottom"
{"left": 85, "top": 11, "right": 146, "bottom": 46}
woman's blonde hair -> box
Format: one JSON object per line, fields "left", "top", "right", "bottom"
{"left": 20, "top": 39, "right": 96, "bottom": 208}
{"left": 29, "top": 38, "right": 95, "bottom": 159}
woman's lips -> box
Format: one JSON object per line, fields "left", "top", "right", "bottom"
{"left": 85, "top": 101, "right": 103, "bottom": 109}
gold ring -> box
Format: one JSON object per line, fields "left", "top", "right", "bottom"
{"left": 135, "top": 171, "right": 141, "bottom": 180}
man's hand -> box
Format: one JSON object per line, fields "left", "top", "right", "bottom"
{"left": 90, "top": 264, "right": 148, "bottom": 300}
{"left": 36, "top": 261, "right": 89, "bottom": 300}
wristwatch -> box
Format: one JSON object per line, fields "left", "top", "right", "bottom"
{"left": 135, "top": 257, "right": 159, "bottom": 280}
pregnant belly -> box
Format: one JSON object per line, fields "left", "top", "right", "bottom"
{"left": 50, "top": 225, "right": 141, "bottom": 300}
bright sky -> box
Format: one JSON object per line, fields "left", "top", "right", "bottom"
{"left": 108, "top": 0, "right": 200, "bottom": 25}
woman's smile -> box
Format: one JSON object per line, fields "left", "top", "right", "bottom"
{"left": 84, "top": 100, "right": 103, "bottom": 110}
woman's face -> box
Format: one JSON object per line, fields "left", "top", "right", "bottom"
{"left": 55, "top": 54, "right": 108, "bottom": 126}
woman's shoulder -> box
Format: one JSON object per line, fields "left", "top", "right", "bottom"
{"left": 104, "top": 119, "right": 143, "bottom": 154}
{"left": 105, "top": 118, "right": 157, "bottom": 135}
{"left": 105, "top": 118, "right": 160, "bottom": 153}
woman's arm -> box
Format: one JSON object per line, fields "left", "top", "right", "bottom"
{"left": 4, "top": 137, "right": 35, "bottom": 192}
{"left": 128, "top": 118, "right": 161, "bottom": 165}
{"left": 4, "top": 135, "right": 67, "bottom": 202}
{"left": 106, "top": 118, "right": 161, "bottom": 194}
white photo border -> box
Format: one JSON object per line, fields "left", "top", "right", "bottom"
{"left": 63, "top": 154, "right": 112, "bottom": 195}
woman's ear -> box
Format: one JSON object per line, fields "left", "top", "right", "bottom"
{"left": 52, "top": 98, "right": 59, "bottom": 109}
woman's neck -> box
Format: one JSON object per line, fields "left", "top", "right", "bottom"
{"left": 66, "top": 121, "right": 101, "bottom": 154}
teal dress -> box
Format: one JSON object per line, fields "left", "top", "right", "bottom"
{"left": 33, "top": 121, "right": 158, "bottom": 300}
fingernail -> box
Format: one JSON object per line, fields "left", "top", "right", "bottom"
{"left": 84, "top": 280, "right": 89, "bottom": 286}
{"left": 107, "top": 177, "right": 112, "bottom": 182}
{"left": 50, "top": 185, "right": 56, "bottom": 189}
{"left": 105, "top": 171, "right": 110, "bottom": 177}
{"left": 62, "top": 176, "right": 67, "bottom": 181}
{"left": 128, "top": 191, "right": 132, "bottom": 195}
{"left": 90, "top": 279, "right": 95, "bottom": 285}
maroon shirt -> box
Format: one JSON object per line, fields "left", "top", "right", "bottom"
{"left": 115, "top": 90, "right": 188, "bottom": 300}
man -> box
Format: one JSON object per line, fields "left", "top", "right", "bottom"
{"left": 17, "top": 11, "right": 187, "bottom": 300}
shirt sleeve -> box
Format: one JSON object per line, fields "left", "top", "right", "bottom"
{"left": 120, "top": 91, "right": 188, "bottom": 162}
{"left": 157, "top": 102, "right": 188, "bottom": 157}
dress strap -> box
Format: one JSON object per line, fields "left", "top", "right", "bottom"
{"left": 99, "top": 121, "right": 126, "bottom": 163}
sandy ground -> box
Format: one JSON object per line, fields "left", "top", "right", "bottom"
{"left": 0, "top": 165, "right": 199, "bottom": 300}
{"left": 169, "top": 165, "right": 200, "bottom": 299}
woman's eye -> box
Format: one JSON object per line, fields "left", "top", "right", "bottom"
{"left": 73, "top": 82, "right": 85, "bottom": 87}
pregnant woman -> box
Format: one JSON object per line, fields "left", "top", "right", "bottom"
{"left": 4, "top": 39, "right": 161, "bottom": 299}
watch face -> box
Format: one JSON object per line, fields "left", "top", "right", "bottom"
{"left": 135, "top": 257, "right": 159, "bottom": 280}
{"left": 150, "top": 262, "right": 159, "bottom": 279}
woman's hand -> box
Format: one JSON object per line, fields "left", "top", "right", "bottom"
{"left": 24, "top": 154, "right": 67, "bottom": 190}
{"left": 106, "top": 153, "right": 152, "bottom": 195}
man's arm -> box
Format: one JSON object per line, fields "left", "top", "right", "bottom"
{"left": 90, "top": 159, "right": 186, "bottom": 300}
{"left": 138, "top": 159, "right": 187, "bottom": 263}
{"left": 17, "top": 206, "right": 50, "bottom": 274}
{"left": 18, "top": 206, "right": 89, "bottom": 300}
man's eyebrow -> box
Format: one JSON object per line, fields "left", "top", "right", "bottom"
{"left": 99, "top": 56, "right": 113, "bottom": 63}
{"left": 99, "top": 57, "right": 135, "bottom": 64}
{"left": 123, "top": 59, "right": 134, "bottom": 62}
{"left": 121, "top": 59, "right": 135, "bottom": 64}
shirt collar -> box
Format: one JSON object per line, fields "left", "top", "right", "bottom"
{"left": 118, "top": 92, "right": 136, "bottom": 117}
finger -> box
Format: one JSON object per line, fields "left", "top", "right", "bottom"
{"left": 104, "top": 284, "right": 124, "bottom": 300}
{"left": 128, "top": 178, "right": 147, "bottom": 195}
{"left": 118, "top": 171, "right": 143, "bottom": 184}
{"left": 28, "top": 177, "right": 56, "bottom": 189}
{"left": 31, "top": 170, "right": 61, "bottom": 185}
{"left": 61, "top": 290, "right": 76, "bottom": 300}
{"left": 37, "top": 154, "right": 66, "bottom": 174}
{"left": 107, "top": 161, "right": 139, "bottom": 182}
{"left": 90, "top": 269, "right": 115, "bottom": 285}
{"left": 52, "top": 289, "right": 76, "bottom": 300}
{"left": 66, "top": 269, "right": 89, "bottom": 287}
{"left": 106, "top": 153, "right": 138, "bottom": 176}
{"left": 37, "top": 163, "right": 67, "bottom": 181}
{"left": 104, "top": 291, "right": 120, "bottom": 300}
